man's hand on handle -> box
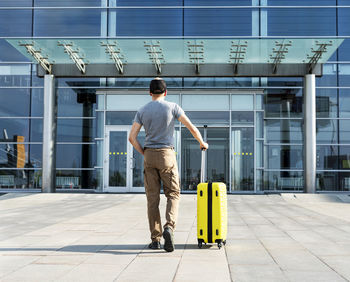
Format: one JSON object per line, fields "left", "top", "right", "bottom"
{"left": 200, "top": 142, "right": 209, "bottom": 151}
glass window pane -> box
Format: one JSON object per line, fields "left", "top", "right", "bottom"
{"left": 317, "top": 119, "right": 338, "bottom": 144}
{"left": 0, "top": 40, "right": 30, "bottom": 62}
{"left": 338, "top": 120, "right": 350, "bottom": 144}
{"left": 339, "top": 64, "right": 350, "bottom": 87}
{"left": 184, "top": 8, "right": 252, "bottom": 36}
{"left": 267, "top": 8, "right": 336, "bottom": 36}
{"left": 266, "top": 119, "right": 303, "bottom": 144}
{"left": 114, "top": 8, "right": 182, "bottom": 36}
{"left": 338, "top": 40, "right": 350, "bottom": 62}
{"left": 266, "top": 145, "right": 303, "bottom": 170}
{"left": 316, "top": 64, "right": 337, "bottom": 87}
{"left": 256, "top": 95, "right": 263, "bottom": 110}
{"left": 35, "top": 0, "right": 102, "bottom": 6}
{"left": 207, "top": 128, "right": 229, "bottom": 185}
{"left": 106, "top": 111, "right": 136, "bottom": 125}
{"left": 231, "top": 127, "right": 254, "bottom": 191}
{"left": 264, "top": 171, "right": 303, "bottom": 191}
{"left": 30, "top": 119, "right": 43, "bottom": 142}
{"left": 0, "top": 169, "right": 42, "bottom": 189}
{"left": 181, "top": 127, "right": 204, "bottom": 191}
{"left": 182, "top": 95, "right": 229, "bottom": 111}
{"left": 57, "top": 119, "right": 96, "bottom": 142}
{"left": 186, "top": 111, "right": 229, "bottom": 125}
{"left": 107, "top": 95, "right": 150, "bottom": 110}
{"left": 268, "top": 0, "right": 335, "bottom": 5}
{"left": 0, "top": 0, "right": 32, "bottom": 6}
{"left": 57, "top": 89, "right": 96, "bottom": 117}
{"left": 231, "top": 95, "right": 253, "bottom": 110}
{"left": 265, "top": 90, "right": 303, "bottom": 118}
{"left": 184, "top": 77, "right": 252, "bottom": 88}
{"left": 316, "top": 89, "right": 337, "bottom": 118}
{"left": 108, "top": 131, "right": 127, "bottom": 187}
{"left": 256, "top": 141, "right": 263, "bottom": 168}
{"left": 317, "top": 146, "right": 338, "bottom": 170}
{"left": 34, "top": 9, "right": 102, "bottom": 36}
{"left": 0, "top": 119, "right": 29, "bottom": 141}
{"left": 56, "top": 144, "right": 96, "bottom": 168}
{"left": 338, "top": 8, "right": 350, "bottom": 36}
{"left": 55, "top": 170, "right": 98, "bottom": 189}
{"left": 256, "top": 112, "right": 264, "bottom": 138}
{"left": 0, "top": 89, "right": 30, "bottom": 117}
{"left": 0, "top": 64, "right": 31, "bottom": 87}
{"left": 339, "top": 89, "right": 350, "bottom": 117}
{"left": 31, "top": 89, "right": 43, "bottom": 117}
{"left": 231, "top": 112, "right": 254, "bottom": 126}
{"left": 97, "top": 95, "right": 105, "bottom": 110}
{"left": 316, "top": 171, "right": 339, "bottom": 191}
{"left": 0, "top": 10, "right": 32, "bottom": 36}
{"left": 29, "top": 144, "right": 43, "bottom": 169}
{"left": 339, "top": 146, "right": 350, "bottom": 170}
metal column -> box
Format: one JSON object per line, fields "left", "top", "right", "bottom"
{"left": 304, "top": 74, "right": 316, "bottom": 193}
{"left": 42, "top": 74, "right": 57, "bottom": 193}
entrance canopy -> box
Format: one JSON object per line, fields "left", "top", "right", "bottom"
{"left": 6, "top": 38, "right": 343, "bottom": 77}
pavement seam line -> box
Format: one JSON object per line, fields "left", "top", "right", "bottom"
{"left": 240, "top": 198, "right": 291, "bottom": 282}
{"left": 172, "top": 214, "right": 197, "bottom": 282}
{"left": 254, "top": 197, "right": 349, "bottom": 281}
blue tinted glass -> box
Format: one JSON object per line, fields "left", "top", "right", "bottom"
{"left": 35, "top": 0, "right": 102, "bottom": 6}
{"left": 317, "top": 145, "right": 338, "bottom": 170}
{"left": 267, "top": 0, "right": 335, "bottom": 5}
{"left": 55, "top": 170, "right": 98, "bottom": 189}
{"left": 316, "top": 64, "right": 337, "bottom": 87}
{"left": 339, "top": 89, "right": 350, "bottom": 117}
{"left": 31, "top": 89, "right": 43, "bottom": 117}
{"left": 29, "top": 119, "right": 43, "bottom": 142}
{"left": 339, "top": 147, "right": 350, "bottom": 170}
{"left": 316, "top": 88, "right": 337, "bottom": 118}
{"left": 106, "top": 111, "right": 136, "bottom": 125}
{"left": 338, "top": 8, "right": 350, "bottom": 36}
{"left": 57, "top": 88, "right": 96, "bottom": 117}
{"left": 317, "top": 119, "right": 338, "bottom": 144}
{"left": 0, "top": 89, "right": 31, "bottom": 116}
{"left": 34, "top": 9, "right": 102, "bottom": 36}
{"left": 338, "top": 39, "right": 350, "bottom": 61}
{"left": 267, "top": 8, "right": 336, "bottom": 36}
{"left": 117, "top": 0, "right": 182, "bottom": 6}
{"left": 0, "top": 40, "right": 30, "bottom": 62}
{"left": 339, "top": 64, "right": 350, "bottom": 86}
{"left": 340, "top": 120, "right": 350, "bottom": 144}
{"left": 267, "top": 78, "right": 302, "bottom": 87}
{"left": 0, "top": 10, "right": 32, "bottom": 36}
{"left": 0, "top": 0, "right": 32, "bottom": 6}
{"left": 316, "top": 171, "right": 339, "bottom": 191}
{"left": 263, "top": 171, "right": 304, "bottom": 191}
{"left": 184, "top": 78, "right": 252, "bottom": 87}
{"left": 114, "top": 9, "right": 182, "bottom": 36}
{"left": 185, "top": 0, "right": 251, "bottom": 5}
{"left": 57, "top": 118, "right": 96, "bottom": 142}
{"left": 0, "top": 119, "right": 29, "bottom": 140}
{"left": 266, "top": 145, "right": 303, "bottom": 169}
{"left": 265, "top": 89, "right": 303, "bottom": 118}
{"left": 184, "top": 8, "right": 252, "bottom": 36}
{"left": 56, "top": 144, "right": 96, "bottom": 168}
{"left": 0, "top": 64, "right": 31, "bottom": 86}
{"left": 266, "top": 119, "right": 303, "bottom": 143}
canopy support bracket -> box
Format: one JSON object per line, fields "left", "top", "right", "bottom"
{"left": 305, "top": 41, "right": 333, "bottom": 73}
{"left": 187, "top": 41, "right": 204, "bottom": 74}
{"left": 101, "top": 42, "right": 125, "bottom": 74}
{"left": 58, "top": 41, "right": 88, "bottom": 74}
{"left": 19, "top": 42, "right": 52, "bottom": 74}
{"left": 229, "top": 40, "right": 248, "bottom": 74}
{"left": 144, "top": 41, "right": 164, "bottom": 74}
{"left": 269, "top": 41, "right": 292, "bottom": 74}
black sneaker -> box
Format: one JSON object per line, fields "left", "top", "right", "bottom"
{"left": 163, "top": 227, "right": 175, "bottom": 252}
{"left": 148, "top": 241, "right": 161, "bottom": 250}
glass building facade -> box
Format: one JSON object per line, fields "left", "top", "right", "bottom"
{"left": 1, "top": 1, "right": 350, "bottom": 193}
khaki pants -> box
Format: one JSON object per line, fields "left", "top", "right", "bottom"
{"left": 143, "top": 147, "right": 181, "bottom": 242}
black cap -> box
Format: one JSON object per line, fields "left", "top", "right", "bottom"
{"left": 150, "top": 78, "right": 167, "bottom": 94}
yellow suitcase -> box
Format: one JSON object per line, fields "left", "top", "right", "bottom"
{"left": 197, "top": 148, "right": 227, "bottom": 249}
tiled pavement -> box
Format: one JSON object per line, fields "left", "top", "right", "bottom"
{"left": 1, "top": 193, "right": 350, "bottom": 281}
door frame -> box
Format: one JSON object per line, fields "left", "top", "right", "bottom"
{"left": 103, "top": 125, "right": 145, "bottom": 193}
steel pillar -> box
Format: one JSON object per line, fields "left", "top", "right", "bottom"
{"left": 304, "top": 74, "right": 316, "bottom": 193}
{"left": 42, "top": 75, "right": 57, "bottom": 193}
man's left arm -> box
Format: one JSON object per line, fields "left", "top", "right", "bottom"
{"left": 128, "top": 122, "right": 144, "bottom": 155}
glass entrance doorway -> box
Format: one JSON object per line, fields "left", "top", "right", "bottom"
{"left": 104, "top": 125, "right": 145, "bottom": 192}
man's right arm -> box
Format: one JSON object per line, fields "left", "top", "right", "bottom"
{"left": 178, "top": 114, "right": 209, "bottom": 151}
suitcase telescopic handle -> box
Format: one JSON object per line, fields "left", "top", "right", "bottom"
{"left": 200, "top": 148, "right": 207, "bottom": 183}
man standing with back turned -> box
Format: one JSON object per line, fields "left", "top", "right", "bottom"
{"left": 129, "top": 78, "right": 208, "bottom": 252}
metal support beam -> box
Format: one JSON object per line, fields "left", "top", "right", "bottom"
{"left": 305, "top": 41, "right": 333, "bottom": 73}
{"left": 42, "top": 74, "right": 57, "bottom": 193}
{"left": 20, "top": 42, "right": 52, "bottom": 74}
{"left": 187, "top": 41, "right": 204, "bottom": 74}
{"left": 304, "top": 74, "right": 316, "bottom": 193}
{"left": 229, "top": 40, "right": 248, "bottom": 74}
{"left": 269, "top": 41, "right": 292, "bottom": 73}
{"left": 37, "top": 63, "right": 323, "bottom": 78}
{"left": 101, "top": 41, "right": 125, "bottom": 74}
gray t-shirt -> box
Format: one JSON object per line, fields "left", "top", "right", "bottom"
{"left": 134, "top": 100, "right": 185, "bottom": 148}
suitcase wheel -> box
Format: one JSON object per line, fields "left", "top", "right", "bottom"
{"left": 217, "top": 242, "right": 222, "bottom": 249}
{"left": 223, "top": 240, "right": 227, "bottom": 246}
{"left": 198, "top": 239, "right": 204, "bottom": 249}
